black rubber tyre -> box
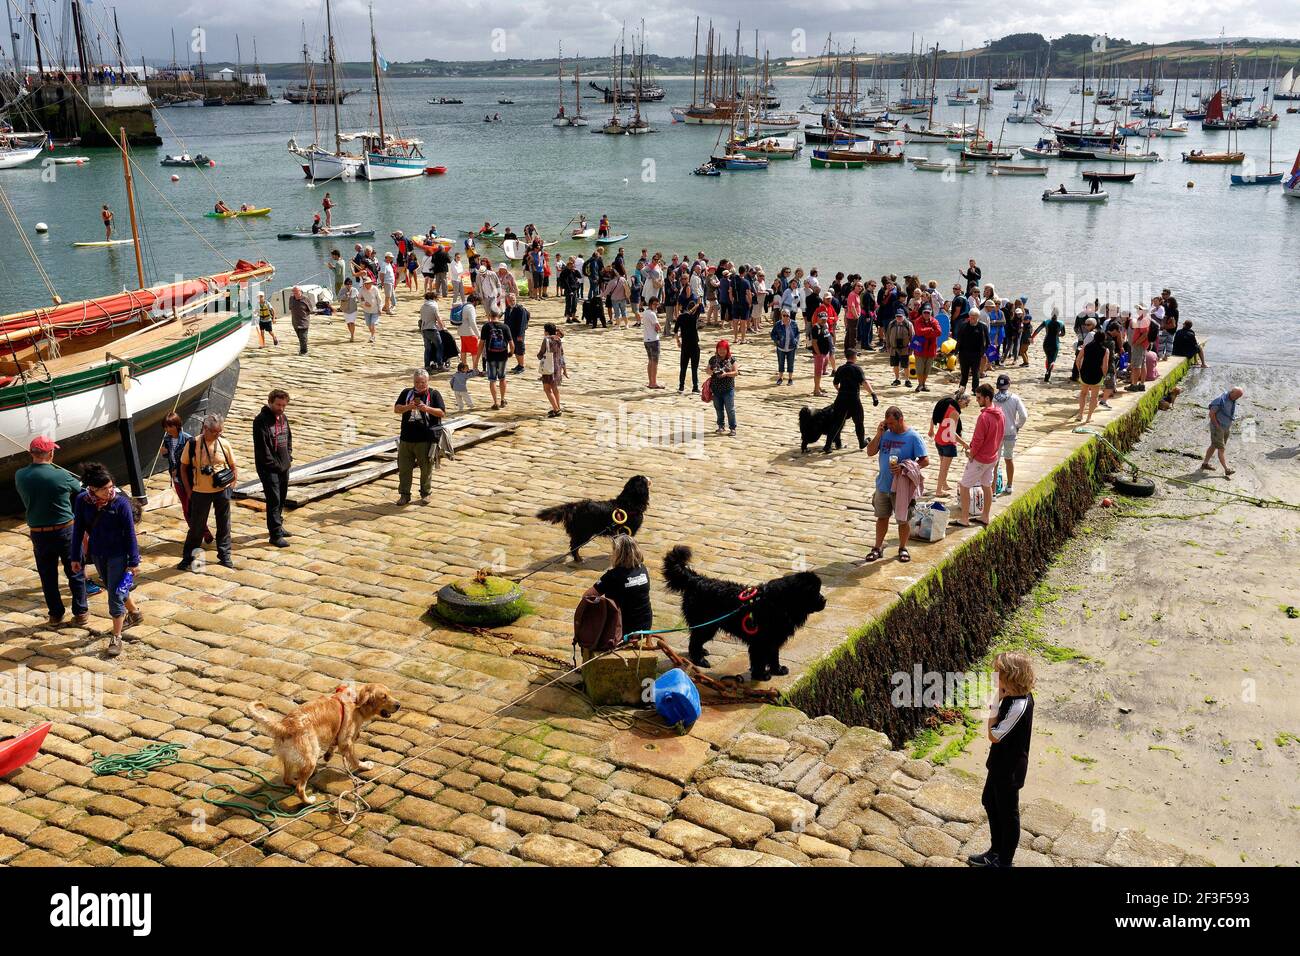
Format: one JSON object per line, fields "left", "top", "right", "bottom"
{"left": 1111, "top": 475, "right": 1156, "bottom": 498}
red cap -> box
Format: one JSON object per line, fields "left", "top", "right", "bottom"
{"left": 29, "top": 436, "right": 59, "bottom": 453}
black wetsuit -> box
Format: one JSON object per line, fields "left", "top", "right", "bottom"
{"left": 827, "top": 362, "right": 868, "bottom": 451}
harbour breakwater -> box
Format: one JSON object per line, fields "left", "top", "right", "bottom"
{"left": 786, "top": 356, "right": 1193, "bottom": 743}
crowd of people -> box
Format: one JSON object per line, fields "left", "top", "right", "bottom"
{"left": 15, "top": 227, "right": 1231, "bottom": 655}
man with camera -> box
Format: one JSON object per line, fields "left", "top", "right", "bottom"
{"left": 177, "top": 413, "right": 239, "bottom": 570}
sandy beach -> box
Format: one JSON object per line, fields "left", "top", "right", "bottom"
{"left": 949, "top": 361, "right": 1300, "bottom": 866}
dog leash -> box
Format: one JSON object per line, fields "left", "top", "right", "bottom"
{"left": 89, "top": 743, "right": 352, "bottom": 825}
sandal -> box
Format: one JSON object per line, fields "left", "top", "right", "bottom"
{"left": 971, "top": 517, "right": 988, "bottom": 526}
{"left": 898, "top": 548, "right": 911, "bottom": 563}
{"left": 865, "top": 547, "right": 885, "bottom": 562}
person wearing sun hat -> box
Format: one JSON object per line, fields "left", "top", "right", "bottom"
{"left": 15, "top": 436, "right": 89, "bottom": 628}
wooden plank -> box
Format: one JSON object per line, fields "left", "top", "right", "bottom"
{"left": 278, "top": 422, "right": 516, "bottom": 509}
{"left": 232, "top": 414, "right": 485, "bottom": 496}
{"left": 236, "top": 418, "right": 509, "bottom": 509}
{"left": 286, "top": 461, "right": 396, "bottom": 507}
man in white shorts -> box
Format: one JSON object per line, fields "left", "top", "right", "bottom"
{"left": 360, "top": 276, "right": 382, "bottom": 344}
{"left": 338, "top": 277, "right": 359, "bottom": 342}
{"left": 956, "top": 383, "right": 1005, "bottom": 528}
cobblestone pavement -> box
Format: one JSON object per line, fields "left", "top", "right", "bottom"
{"left": 0, "top": 290, "right": 1197, "bottom": 866}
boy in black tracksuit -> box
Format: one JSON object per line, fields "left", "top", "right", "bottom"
{"left": 969, "top": 652, "right": 1035, "bottom": 868}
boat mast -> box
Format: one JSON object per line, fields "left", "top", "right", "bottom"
{"left": 927, "top": 42, "right": 938, "bottom": 126}
{"left": 369, "top": 3, "right": 385, "bottom": 143}
{"left": 118, "top": 127, "right": 145, "bottom": 288}
{"left": 692, "top": 17, "right": 699, "bottom": 108}
{"left": 325, "top": 0, "right": 342, "bottom": 150}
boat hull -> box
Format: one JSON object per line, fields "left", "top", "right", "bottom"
{"left": 0, "top": 314, "right": 251, "bottom": 513}
{"left": 0, "top": 145, "right": 46, "bottom": 169}
{"left": 295, "top": 148, "right": 364, "bottom": 180}
{"left": 362, "top": 153, "right": 426, "bottom": 180}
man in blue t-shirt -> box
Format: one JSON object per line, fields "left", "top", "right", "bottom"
{"left": 1202, "top": 387, "right": 1244, "bottom": 476}
{"left": 866, "top": 406, "right": 929, "bottom": 563}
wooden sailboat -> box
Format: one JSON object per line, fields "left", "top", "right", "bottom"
{"left": 1230, "top": 122, "right": 1283, "bottom": 184}
{"left": 1182, "top": 93, "right": 1244, "bottom": 163}
{"left": 625, "top": 26, "right": 652, "bottom": 135}
{"left": 598, "top": 40, "right": 627, "bottom": 134}
{"left": 357, "top": 4, "right": 424, "bottom": 179}
{"left": 287, "top": 0, "right": 362, "bottom": 179}
{"left": 552, "top": 44, "right": 589, "bottom": 127}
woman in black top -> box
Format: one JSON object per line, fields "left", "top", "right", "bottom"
{"left": 674, "top": 293, "right": 703, "bottom": 393}
{"left": 969, "top": 652, "right": 1035, "bottom": 869}
{"left": 1073, "top": 322, "right": 1109, "bottom": 424}
{"left": 584, "top": 534, "right": 653, "bottom": 639}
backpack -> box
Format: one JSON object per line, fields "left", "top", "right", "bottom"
{"left": 485, "top": 323, "right": 508, "bottom": 353}
{"left": 889, "top": 319, "right": 911, "bottom": 348}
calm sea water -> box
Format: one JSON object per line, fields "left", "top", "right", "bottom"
{"left": 2, "top": 78, "right": 1296, "bottom": 361}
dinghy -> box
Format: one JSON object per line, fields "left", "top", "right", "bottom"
{"left": 989, "top": 164, "right": 1047, "bottom": 176}
{"left": 1182, "top": 150, "right": 1244, "bottom": 164}
{"left": 161, "top": 154, "right": 213, "bottom": 167}
{"left": 1042, "top": 189, "right": 1108, "bottom": 202}
{"left": 1081, "top": 170, "right": 1136, "bottom": 183}
{"left": 913, "top": 160, "right": 975, "bottom": 173}
{"left": 811, "top": 155, "right": 864, "bottom": 169}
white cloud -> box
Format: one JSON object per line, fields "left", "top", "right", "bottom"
{"left": 65, "top": 0, "right": 1300, "bottom": 64}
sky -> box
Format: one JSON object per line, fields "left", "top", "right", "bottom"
{"left": 10, "top": 0, "right": 1300, "bottom": 65}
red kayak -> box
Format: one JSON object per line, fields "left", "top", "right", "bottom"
{"left": 0, "top": 259, "right": 275, "bottom": 336}
{"left": 0, "top": 722, "right": 51, "bottom": 776}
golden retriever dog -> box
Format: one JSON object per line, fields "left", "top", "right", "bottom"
{"left": 248, "top": 683, "right": 401, "bottom": 804}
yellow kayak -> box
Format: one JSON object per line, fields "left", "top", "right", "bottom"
{"left": 205, "top": 207, "right": 271, "bottom": 219}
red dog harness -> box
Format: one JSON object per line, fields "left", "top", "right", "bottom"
{"left": 333, "top": 686, "right": 352, "bottom": 748}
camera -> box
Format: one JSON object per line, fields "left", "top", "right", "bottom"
{"left": 201, "top": 465, "right": 215, "bottom": 476}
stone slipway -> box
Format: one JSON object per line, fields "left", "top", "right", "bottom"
{"left": 0, "top": 293, "right": 1198, "bottom": 866}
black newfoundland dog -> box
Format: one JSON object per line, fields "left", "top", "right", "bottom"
{"left": 662, "top": 545, "right": 827, "bottom": 681}
{"left": 798, "top": 404, "right": 841, "bottom": 454}
{"left": 536, "top": 475, "right": 650, "bottom": 561}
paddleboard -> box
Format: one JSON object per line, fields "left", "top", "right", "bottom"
{"left": 277, "top": 229, "right": 375, "bottom": 241}
{"left": 595, "top": 234, "right": 629, "bottom": 244}
{"left": 570, "top": 228, "right": 597, "bottom": 240}
{"left": 501, "top": 239, "right": 526, "bottom": 261}
{"left": 204, "top": 207, "right": 271, "bottom": 219}
{"left": 72, "top": 239, "right": 136, "bottom": 247}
